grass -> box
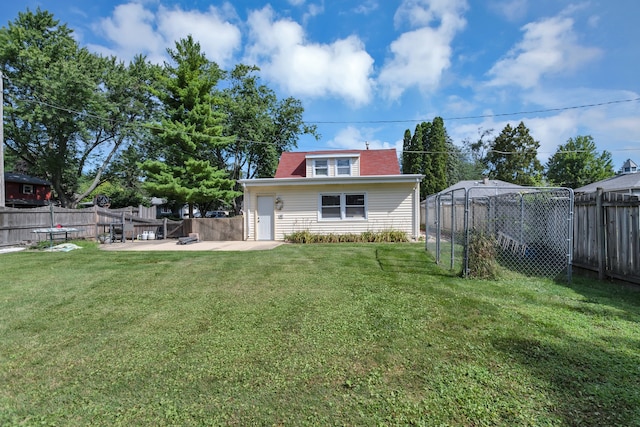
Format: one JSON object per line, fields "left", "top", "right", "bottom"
{"left": 1, "top": 241, "right": 639, "bottom": 426}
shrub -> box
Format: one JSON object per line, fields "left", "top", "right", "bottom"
{"left": 466, "top": 229, "right": 499, "bottom": 279}
{"left": 284, "top": 230, "right": 409, "bottom": 244}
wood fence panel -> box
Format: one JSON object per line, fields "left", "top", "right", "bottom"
{"left": 0, "top": 206, "right": 182, "bottom": 246}
{"left": 573, "top": 190, "right": 640, "bottom": 284}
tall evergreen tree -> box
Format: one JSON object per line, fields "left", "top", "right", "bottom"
{"left": 484, "top": 122, "right": 543, "bottom": 186}
{"left": 402, "top": 124, "right": 424, "bottom": 176}
{"left": 402, "top": 118, "right": 459, "bottom": 199}
{"left": 140, "top": 36, "right": 239, "bottom": 216}
{"left": 420, "top": 121, "right": 433, "bottom": 198}
{"left": 424, "top": 117, "right": 448, "bottom": 195}
{"left": 401, "top": 129, "right": 413, "bottom": 173}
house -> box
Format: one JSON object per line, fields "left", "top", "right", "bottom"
{"left": 618, "top": 158, "right": 638, "bottom": 175}
{"left": 574, "top": 172, "right": 640, "bottom": 196}
{"left": 3, "top": 172, "right": 52, "bottom": 208}
{"left": 239, "top": 149, "right": 423, "bottom": 241}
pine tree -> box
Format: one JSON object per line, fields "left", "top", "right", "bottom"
{"left": 484, "top": 122, "right": 543, "bottom": 186}
{"left": 141, "top": 36, "right": 239, "bottom": 216}
{"left": 425, "top": 117, "right": 448, "bottom": 195}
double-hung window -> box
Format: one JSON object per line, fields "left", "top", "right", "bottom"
{"left": 314, "top": 159, "right": 328, "bottom": 176}
{"left": 22, "top": 184, "right": 34, "bottom": 195}
{"left": 320, "top": 193, "right": 366, "bottom": 220}
{"left": 336, "top": 158, "right": 351, "bottom": 176}
{"left": 344, "top": 194, "right": 365, "bottom": 218}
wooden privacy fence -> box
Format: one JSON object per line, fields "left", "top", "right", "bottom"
{"left": 0, "top": 205, "right": 178, "bottom": 246}
{"left": 182, "top": 217, "right": 244, "bottom": 241}
{"left": 573, "top": 189, "right": 640, "bottom": 284}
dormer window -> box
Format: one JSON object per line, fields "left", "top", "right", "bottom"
{"left": 336, "top": 159, "right": 351, "bottom": 176}
{"left": 314, "top": 159, "right": 328, "bottom": 176}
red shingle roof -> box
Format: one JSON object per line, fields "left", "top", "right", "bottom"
{"left": 274, "top": 149, "right": 401, "bottom": 178}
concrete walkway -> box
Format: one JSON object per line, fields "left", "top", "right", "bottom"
{"left": 99, "top": 239, "right": 284, "bottom": 252}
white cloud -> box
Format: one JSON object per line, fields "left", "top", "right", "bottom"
{"left": 302, "top": 2, "right": 325, "bottom": 24}
{"left": 488, "top": 0, "right": 528, "bottom": 22}
{"left": 91, "top": 2, "right": 241, "bottom": 67}
{"left": 245, "top": 6, "right": 375, "bottom": 105}
{"left": 92, "top": 3, "right": 166, "bottom": 63}
{"left": 378, "top": 0, "right": 468, "bottom": 100}
{"left": 448, "top": 87, "right": 640, "bottom": 167}
{"left": 157, "top": 5, "right": 241, "bottom": 67}
{"left": 486, "top": 14, "right": 601, "bottom": 88}
{"left": 327, "top": 126, "right": 399, "bottom": 152}
{"left": 353, "top": 1, "right": 379, "bottom": 15}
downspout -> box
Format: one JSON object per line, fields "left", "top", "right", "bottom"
{"left": 414, "top": 179, "right": 421, "bottom": 240}
{"left": 242, "top": 182, "right": 249, "bottom": 241}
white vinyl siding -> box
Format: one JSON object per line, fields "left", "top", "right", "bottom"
{"left": 243, "top": 182, "right": 417, "bottom": 241}
{"left": 306, "top": 157, "right": 358, "bottom": 177}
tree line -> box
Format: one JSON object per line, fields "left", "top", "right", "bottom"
{"left": 0, "top": 9, "right": 317, "bottom": 213}
{"left": 402, "top": 118, "right": 615, "bottom": 198}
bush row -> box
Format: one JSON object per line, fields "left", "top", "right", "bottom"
{"left": 284, "top": 230, "right": 409, "bottom": 244}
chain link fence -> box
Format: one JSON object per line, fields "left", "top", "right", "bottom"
{"left": 425, "top": 187, "right": 574, "bottom": 282}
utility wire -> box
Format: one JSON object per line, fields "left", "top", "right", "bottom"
{"left": 308, "top": 97, "right": 640, "bottom": 124}
{"left": 8, "top": 88, "right": 640, "bottom": 156}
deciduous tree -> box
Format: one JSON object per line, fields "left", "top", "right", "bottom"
{"left": 546, "top": 135, "right": 614, "bottom": 188}
{"left": 220, "top": 64, "right": 318, "bottom": 211}
{"left": 0, "top": 9, "right": 158, "bottom": 207}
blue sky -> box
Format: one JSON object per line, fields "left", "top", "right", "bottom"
{"left": 3, "top": 0, "right": 639, "bottom": 171}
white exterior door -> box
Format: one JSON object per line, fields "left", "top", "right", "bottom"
{"left": 257, "top": 196, "right": 274, "bottom": 240}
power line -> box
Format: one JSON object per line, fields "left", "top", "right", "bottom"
{"left": 8, "top": 88, "right": 640, "bottom": 156}
{"left": 308, "top": 97, "right": 640, "bottom": 124}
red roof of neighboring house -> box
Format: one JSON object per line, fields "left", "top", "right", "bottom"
{"left": 274, "top": 149, "right": 401, "bottom": 178}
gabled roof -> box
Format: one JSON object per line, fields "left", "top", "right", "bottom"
{"left": 622, "top": 158, "right": 637, "bottom": 169}
{"left": 575, "top": 173, "right": 640, "bottom": 193}
{"left": 4, "top": 172, "right": 51, "bottom": 185}
{"left": 274, "top": 149, "right": 401, "bottom": 178}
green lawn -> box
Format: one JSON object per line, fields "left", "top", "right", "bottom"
{"left": 1, "top": 242, "right": 639, "bottom": 426}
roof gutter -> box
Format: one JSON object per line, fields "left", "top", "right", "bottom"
{"left": 239, "top": 174, "right": 424, "bottom": 187}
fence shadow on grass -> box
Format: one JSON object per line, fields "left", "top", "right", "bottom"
{"left": 491, "top": 332, "right": 640, "bottom": 426}
{"left": 374, "top": 245, "right": 458, "bottom": 277}
{"left": 556, "top": 276, "right": 640, "bottom": 325}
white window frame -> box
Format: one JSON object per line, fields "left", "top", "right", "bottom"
{"left": 22, "top": 184, "right": 34, "bottom": 195}
{"left": 313, "top": 159, "right": 328, "bottom": 176}
{"left": 318, "top": 192, "right": 367, "bottom": 221}
{"left": 336, "top": 158, "right": 351, "bottom": 176}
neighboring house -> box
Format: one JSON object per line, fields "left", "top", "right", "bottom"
{"left": 421, "top": 178, "right": 524, "bottom": 225}
{"left": 239, "top": 149, "right": 423, "bottom": 241}
{"left": 575, "top": 172, "right": 640, "bottom": 196}
{"left": 3, "top": 172, "right": 51, "bottom": 208}
{"left": 618, "top": 158, "right": 638, "bottom": 175}
{"left": 151, "top": 198, "right": 202, "bottom": 219}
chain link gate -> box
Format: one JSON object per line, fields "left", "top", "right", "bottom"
{"left": 425, "top": 187, "right": 574, "bottom": 282}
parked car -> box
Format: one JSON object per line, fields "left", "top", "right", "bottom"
{"left": 205, "top": 211, "right": 227, "bottom": 218}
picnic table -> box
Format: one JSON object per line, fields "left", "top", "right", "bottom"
{"left": 32, "top": 227, "right": 80, "bottom": 242}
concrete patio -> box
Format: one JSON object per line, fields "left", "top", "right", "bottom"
{"left": 98, "top": 239, "right": 284, "bottom": 251}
